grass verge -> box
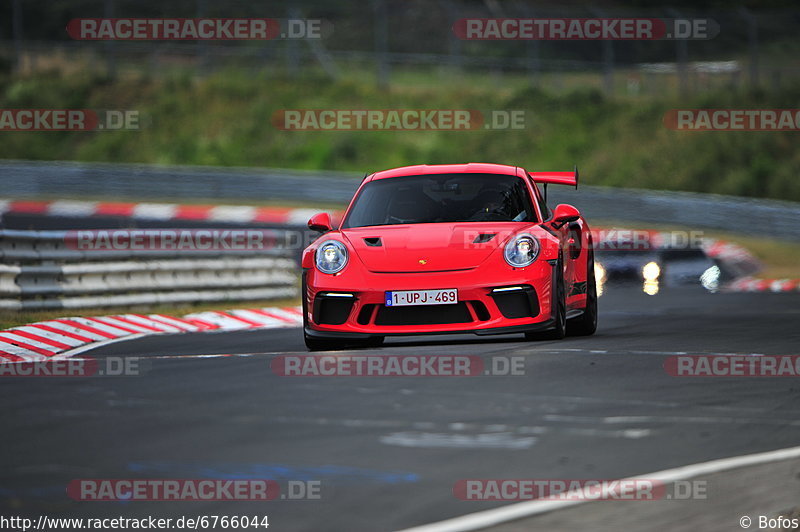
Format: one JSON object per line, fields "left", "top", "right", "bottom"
{"left": 1, "top": 71, "right": 799, "bottom": 202}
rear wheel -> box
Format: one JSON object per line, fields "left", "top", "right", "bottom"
{"left": 526, "top": 258, "right": 566, "bottom": 341}
{"left": 567, "top": 251, "right": 598, "bottom": 336}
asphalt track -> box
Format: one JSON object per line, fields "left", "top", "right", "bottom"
{"left": 1, "top": 284, "right": 800, "bottom": 531}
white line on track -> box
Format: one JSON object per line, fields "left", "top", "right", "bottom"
{"left": 266, "top": 416, "right": 652, "bottom": 440}
{"left": 528, "top": 348, "right": 772, "bottom": 357}
{"left": 544, "top": 413, "right": 800, "bottom": 427}
{"left": 380, "top": 432, "right": 537, "bottom": 450}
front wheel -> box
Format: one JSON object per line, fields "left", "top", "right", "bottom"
{"left": 526, "top": 258, "right": 566, "bottom": 341}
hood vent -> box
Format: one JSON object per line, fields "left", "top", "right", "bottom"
{"left": 473, "top": 233, "right": 497, "bottom": 244}
{"left": 363, "top": 237, "right": 382, "bottom": 247}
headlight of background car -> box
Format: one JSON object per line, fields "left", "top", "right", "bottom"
{"left": 315, "top": 240, "right": 348, "bottom": 274}
{"left": 504, "top": 233, "right": 539, "bottom": 268}
{"left": 642, "top": 261, "right": 661, "bottom": 282}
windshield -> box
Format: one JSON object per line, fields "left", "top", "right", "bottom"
{"left": 343, "top": 173, "right": 536, "bottom": 228}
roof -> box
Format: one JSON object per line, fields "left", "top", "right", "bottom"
{"left": 369, "top": 163, "right": 522, "bottom": 181}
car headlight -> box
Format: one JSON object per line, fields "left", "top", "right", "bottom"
{"left": 642, "top": 261, "right": 661, "bottom": 281}
{"left": 594, "top": 262, "right": 607, "bottom": 283}
{"left": 315, "top": 240, "right": 348, "bottom": 274}
{"left": 504, "top": 233, "right": 539, "bottom": 268}
{"left": 700, "top": 265, "right": 720, "bottom": 292}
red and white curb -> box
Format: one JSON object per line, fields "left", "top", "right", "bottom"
{"left": 725, "top": 277, "right": 800, "bottom": 293}
{"left": 702, "top": 239, "right": 756, "bottom": 263}
{"left": 0, "top": 306, "right": 302, "bottom": 362}
{"left": 0, "top": 199, "right": 342, "bottom": 226}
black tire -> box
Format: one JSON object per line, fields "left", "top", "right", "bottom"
{"left": 567, "top": 251, "right": 598, "bottom": 337}
{"left": 526, "top": 257, "right": 566, "bottom": 341}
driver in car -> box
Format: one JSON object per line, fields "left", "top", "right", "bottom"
{"left": 468, "top": 186, "right": 509, "bottom": 221}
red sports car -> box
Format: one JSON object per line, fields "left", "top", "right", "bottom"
{"left": 301, "top": 163, "right": 597, "bottom": 350}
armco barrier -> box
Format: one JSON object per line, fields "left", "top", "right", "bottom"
{"left": 1, "top": 160, "right": 798, "bottom": 241}
{"left": 0, "top": 230, "right": 298, "bottom": 310}
{"left": 0, "top": 199, "right": 338, "bottom": 227}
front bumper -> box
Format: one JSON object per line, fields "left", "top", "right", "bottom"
{"left": 304, "top": 259, "right": 556, "bottom": 338}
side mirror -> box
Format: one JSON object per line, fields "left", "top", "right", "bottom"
{"left": 552, "top": 204, "right": 580, "bottom": 228}
{"left": 308, "top": 212, "right": 332, "bottom": 233}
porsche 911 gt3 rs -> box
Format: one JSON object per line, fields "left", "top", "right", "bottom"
{"left": 301, "top": 163, "right": 597, "bottom": 350}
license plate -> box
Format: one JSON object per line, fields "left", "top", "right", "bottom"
{"left": 385, "top": 289, "right": 458, "bottom": 307}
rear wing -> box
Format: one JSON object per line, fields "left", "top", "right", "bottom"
{"left": 528, "top": 166, "right": 579, "bottom": 189}
{"left": 528, "top": 166, "right": 579, "bottom": 204}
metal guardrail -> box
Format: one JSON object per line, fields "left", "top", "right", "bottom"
{"left": 0, "top": 161, "right": 797, "bottom": 310}
{"left": 1, "top": 160, "right": 798, "bottom": 241}
{"left": 0, "top": 160, "right": 359, "bottom": 205}
{"left": 0, "top": 229, "right": 298, "bottom": 310}
{"left": 546, "top": 185, "right": 800, "bottom": 242}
